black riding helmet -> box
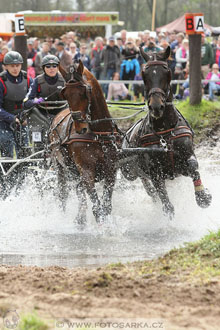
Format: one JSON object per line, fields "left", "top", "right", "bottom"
{"left": 3, "top": 51, "right": 23, "bottom": 65}
{"left": 42, "top": 55, "right": 60, "bottom": 67}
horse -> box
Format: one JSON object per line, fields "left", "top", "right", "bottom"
{"left": 49, "top": 61, "right": 119, "bottom": 225}
{"left": 121, "top": 46, "right": 212, "bottom": 217}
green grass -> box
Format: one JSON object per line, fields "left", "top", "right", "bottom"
{"left": 139, "top": 229, "right": 220, "bottom": 282}
{"left": 19, "top": 313, "right": 49, "bottom": 330}
{"left": 178, "top": 98, "right": 220, "bottom": 136}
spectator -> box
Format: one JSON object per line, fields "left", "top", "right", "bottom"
{"left": 74, "top": 43, "right": 91, "bottom": 70}
{"left": 120, "top": 29, "right": 127, "bottom": 46}
{"left": 7, "top": 36, "right": 14, "bottom": 50}
{"left": 69, "top": 42, "right": 79, "bottom": 59}
{"left": 213, "top": 36, "right": 220, "bottom": 66}
{"left": 0, "top": 46, "right": 9, "bottom": 73}
{"left": 133, "top": 66, "right": 145, "bottom": 102}
{"left": 56, "top": 41, "right": 72, "bottom": 72}
{"left": 66, "top": 31, "right": 80, "bottom": 49}
{"left": 161, "top": 28, "right": 169, "bottom": 42}
{"left": 33, "top": 38, "right": 40, "bottom": 52}
{"left": 27, "top": 59, "right": 35, "bottom": 79}
{"left": 157, "top": 32, "right": 166, "bottom": 45}
{"left": 45, "top": 37, "right": 56, "bottom": 55}
{"left": 181, "top": 62, "right": 190, "bottom": 99}
{"left": 138, "top": 31, "right": 144, "bottom": 45}
{"left": 175, "top": 38, "right": 189, "bottom": 70}
{"left": 35, "top": 42, "right": 51, "bottom": 76}
{"left": 141, "top": 30, "right": 150, "bottom": 47}
{"left": 172, "top": 63, "right": 185, "bottom": 99}
{"left": 201, "top": 33, "right": 214, "bottom": 78}
{"left": 170, "top": 32, "right": 184, "bottom": 54}
{"left": 116, "top": 37, "right": 123, "bottom": 52}
{"left": 143, "top": 39, "right": 161, "bottom": 54}
{"left": 101, "top": 36, "right": 121, "bottom": 96}
{"left": 121, "top": 38, "right": 140, "bottom": 87}
{"left": 27, "top": 39, "right": 37, "bottom": 64}
{"left": 168, "top": 32, "right": 177, "bottom": 44}
{"left": 205, "top": 63, "right": 220, "bottom": 101}
{"left": 107, "top": 72, "right": 131, "bottom": 101}
{"left": 90, "top": 37, "right": 104, "bottom": 80}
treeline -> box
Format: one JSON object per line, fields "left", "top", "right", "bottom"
{"left": 0, "top": 0, "right": 219, "bottom": 30}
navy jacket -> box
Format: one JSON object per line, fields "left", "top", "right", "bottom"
{"left": 0, "top": 71, "right": 33, "bottom": 124}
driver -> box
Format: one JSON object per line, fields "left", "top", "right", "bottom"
{"left": 23, "top": 54, "right": 65, "bottom": 109}
{"left": 0, "top": 51, "right": 33, "bottom": 158}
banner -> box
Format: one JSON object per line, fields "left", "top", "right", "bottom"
{"left": 24, "top": 12, "right": 119, "bottom": 26}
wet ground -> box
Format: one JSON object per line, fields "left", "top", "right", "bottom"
{"left": 0, "top": 140, "right": 219, "bottom": 268}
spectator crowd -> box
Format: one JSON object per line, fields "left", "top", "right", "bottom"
{"left": 0, "top": 28, "right": 220, "bottom": 102}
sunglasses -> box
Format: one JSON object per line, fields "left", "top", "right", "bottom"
{"left": 45, "top": 64, "right": 58, "bottom": 68}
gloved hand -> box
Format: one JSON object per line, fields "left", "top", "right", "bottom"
{"left": 33, "top": 97, "right": 44, "bottom": 105}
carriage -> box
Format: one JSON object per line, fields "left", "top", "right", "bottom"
{"left": 0, "top": 47, "right": 212, "bottom": 222}
{"left": 0, "top": 100, "right": 68, "bottom": 199}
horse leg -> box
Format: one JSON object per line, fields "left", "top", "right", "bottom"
{"left": 102, "top": 169, "right": 117, "bottom": 217}
{"left": 57, "top": 164, "right": 68, "bottom": 210}
{"left": 81, "top": 169, "right": 104, "bottom": 224}
{"left": 151, "top": 175, "right": 175, "bottom": 218}
{"left": 141, "top": 176, "right": 158, "bottom": 202}
{"left": 75, "top": 180, "right": 87, "bottom": 226}
{"left": 187, "top": 155, "right": 212, "bottom": 208}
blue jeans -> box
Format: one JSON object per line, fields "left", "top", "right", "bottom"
{"left": 103, "top": 68, "right": 115, "bottom": 97}
{"left": 208, "top": 81, "right": 220, "bottom": 100}
{"left": 0, "top": 128, "right": 14, "bottom": 158}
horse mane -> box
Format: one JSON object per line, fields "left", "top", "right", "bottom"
{"left": 82, "top": 67, "right": 113, "bottom": 130}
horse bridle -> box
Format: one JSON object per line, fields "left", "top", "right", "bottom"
{"left": 63, "top": 65, "right": 92, "bottom": 123}
{"left": 144, "top": 58, "right": 171, "bottom": 105}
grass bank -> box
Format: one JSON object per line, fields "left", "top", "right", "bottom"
{"left": 109, "top": 99, "right": 220, "bottom": 141}
{"left": 136, "top": 229, "right": 220, "bottom": 283}
{"left": 178, "top": 99, "right": 220, "bottom": 141}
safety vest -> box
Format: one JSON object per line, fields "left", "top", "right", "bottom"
{"left": 37, "top": 73, "right": 65, "bottom": 101}
{"left": 0, "top": 70, "right": 30, "bottom": 115}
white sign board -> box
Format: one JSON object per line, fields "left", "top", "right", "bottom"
{"left": 15, "top": 15, "right": 25, "bottom": 34}
{"left": 194, "top": 15, "right": 204, "bottom": 32}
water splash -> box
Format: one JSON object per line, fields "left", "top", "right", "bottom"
{"left": 0, "top": 141, "right": 219, "bottom": 267}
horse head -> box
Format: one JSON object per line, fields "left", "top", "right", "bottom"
{"left": 59, "top": 60, "right": 92, "bottom": 134}
{"left": 140, "top": 46, "right": 172, "bottom": 120}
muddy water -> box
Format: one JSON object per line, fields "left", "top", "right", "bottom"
{"left": 0, "top": 141, "right": 219, "bottom": 267}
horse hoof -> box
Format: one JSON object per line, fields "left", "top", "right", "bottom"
{"left": 195, "top": 189, "right": 212, "bottom": 208}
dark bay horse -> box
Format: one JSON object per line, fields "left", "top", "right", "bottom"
{"left": 121, "top": 46, "right": 212, "bottom": 217}
{"left": 49, "top": 61, "right": 119, "bottom": 225}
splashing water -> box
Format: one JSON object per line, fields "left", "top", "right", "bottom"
{"left": 0, "top": 141, "right": 219, "bottom": 267}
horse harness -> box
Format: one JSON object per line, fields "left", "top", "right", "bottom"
{"left": 51, "top": 65, "right": 120, "bottom": 152}
{"left": 138, "top": 112, "right": 193, "bottom": 176}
